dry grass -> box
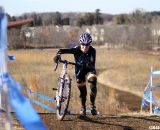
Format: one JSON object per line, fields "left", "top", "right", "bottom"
{"left": 8, "top": 48, "right": 160, "bottom": 113}
{"left": 96, "top": 49, "right": 160, "bottom": 97}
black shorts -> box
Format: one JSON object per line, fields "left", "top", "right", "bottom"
{"left": 76, "top": 68, "right": 96, "bottom": 83}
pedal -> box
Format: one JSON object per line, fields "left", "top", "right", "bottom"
{"left": 52, "top": 88, "right": 57, "bottom": 90}
{"left": 66, "top": 110, "right": 71, "bottom": 115}
{"left": 53, "top": 97, "right": 56, "bottom": 101}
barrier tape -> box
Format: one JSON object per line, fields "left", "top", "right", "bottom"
{"left": 26, "top": 85, "right": 100, "bottom": 115}
{"left": 30, "top": 99, "right": 57, "bottom": 113}
{"left": 0, "top": 12, "right": 13, "bottom": 130}
{"left": 1, "top": 13, "right": 46, "bottom": 130}
{"left": 144, "top": 90, "right": 158, "bottom": 105}
{"left": 8, "top": 55, "right": 16, "bottom": 60}
{"left": 7, "top": 74, "right": 47, "bottom": 130}
{"left": 0, "top": 13, "right": 7, "bottom": 50}
{"left": 141, "top": 98, "right": 149, "bottom": 107}
{"left": 29, "top": 90, "right": 56, "bottom": 102}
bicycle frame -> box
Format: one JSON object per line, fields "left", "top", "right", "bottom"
{"left": 54, "top": 59, "right": 76, "bottom": 120}
{"left": 57, "top": 60, "right": 74, "bottom": 89}
{"left": 60, "top": 62, "right": 68, "bottom": 78}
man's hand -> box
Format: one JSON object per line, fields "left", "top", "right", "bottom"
{"left": 53, "top": 54, "right": 61, "bottom": 63}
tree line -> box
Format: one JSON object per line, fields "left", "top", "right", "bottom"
{"left": 7, "top": 9, "right": 104, "bottom": 27}
{"left": 7, "top": 9, "right": 160, "bottom": 27}
{"left": 116, "top": 9, "right": 160, "bottom": 25}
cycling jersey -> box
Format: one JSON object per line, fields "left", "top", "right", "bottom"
{"left": 57, "top": 45, "right": 96, "bottom": 82}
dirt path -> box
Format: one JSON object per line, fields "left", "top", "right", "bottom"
{"left": 12, "top": 113, "right": 160, "bottom": 130}
{"left": 41, "top": 114, "right": 160, "bottom": 130}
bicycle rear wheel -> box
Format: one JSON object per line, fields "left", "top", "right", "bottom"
{"left": 56, "top": 74, "right": 71, "bottom": 120}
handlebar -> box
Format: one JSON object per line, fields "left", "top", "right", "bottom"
{"left": 54, "top": 59, "right": 77, "bottom": 71}
{"left": 54, "top": 62, "right": 59, "bottom": 71}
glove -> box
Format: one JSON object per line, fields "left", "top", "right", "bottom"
{"left": 53, "top": 54, "right": 61, "bottom": 63}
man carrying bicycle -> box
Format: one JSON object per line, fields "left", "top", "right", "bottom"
{"left": 54, "top": 32, "right": 97, "bottom": 116}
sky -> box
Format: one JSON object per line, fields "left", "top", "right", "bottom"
{"left": 1, "top": 0, "right": 160, "bottom": 16}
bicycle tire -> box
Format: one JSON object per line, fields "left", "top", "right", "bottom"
{"left": 56, "top": 74, "right": 71, "bottom": 120}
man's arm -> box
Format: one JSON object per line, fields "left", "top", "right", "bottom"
{"left": 54, "top": 47, "right": 77, "bottom": 63}
{"left": 57, "top": 47, "right": 77, "bottom": 55}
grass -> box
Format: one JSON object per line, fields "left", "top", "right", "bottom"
{"left": 96, "top": 49, "right": 160, "bottom": 97}
{"left": 8, "top": 48, "right": 160, "bottom": 113}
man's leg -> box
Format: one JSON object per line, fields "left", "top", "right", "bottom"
{"left": 87, "top": 73, "right": 97, "bottom": 115}
{"left": 77, "top": 81, "right": 87, "bottom": 116}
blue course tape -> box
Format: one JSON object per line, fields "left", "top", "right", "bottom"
{"left": 31, "top": 91, "right": 56, "bottom": 102}
{"left": 7, "top": 74, "right": 47, "bottom": 130}
{"left": 1, "top": 13, "right": 46, "bottom": 130}
{"left": 0, "top": 13, "right": 7, "bottom": 50}
{"left": 30, "top": 99, "right": 57, "bottom": 113}
{"left": 141, "top": 98, "right": 149, "bottom": 107}
{"left": 8, "top": 55, "right": 16, "bottom": 60}
{"left": 144, "top": 90, "right": 158, "bottom": 105}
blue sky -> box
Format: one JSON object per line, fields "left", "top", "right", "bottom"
{"left": 1, "top": 0, "right": 160, "bottom": 16}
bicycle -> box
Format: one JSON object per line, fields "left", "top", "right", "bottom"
{"left": 54, "top": 58, "right": 77, "bottom": 120}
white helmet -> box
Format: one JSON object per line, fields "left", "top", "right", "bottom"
{"left": 79, "top": 32, "right": 92, "bottom": 46}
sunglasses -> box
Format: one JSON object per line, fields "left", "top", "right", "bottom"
{"left": 81, "top": 43, "right": 90, "bottom": 47}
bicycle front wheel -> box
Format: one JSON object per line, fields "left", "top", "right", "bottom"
{"left": 56, "top": 74, "right": 71, "bottom": 120}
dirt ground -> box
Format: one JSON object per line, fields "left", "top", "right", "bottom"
{"left": 11, "top": 83, "right": 160, "bottom": 130}
{"left": 13, "top": 113, "right": 160, "bottom": 130}
{"left": 12, "top": 107, "right": 160, "bottom": 130}
{"left": 40, "top": 114, "right": 160, "bottom": 130}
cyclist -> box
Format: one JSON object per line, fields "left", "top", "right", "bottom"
{"left": 54, "top": 32, "right": 97, "bottom": 116}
